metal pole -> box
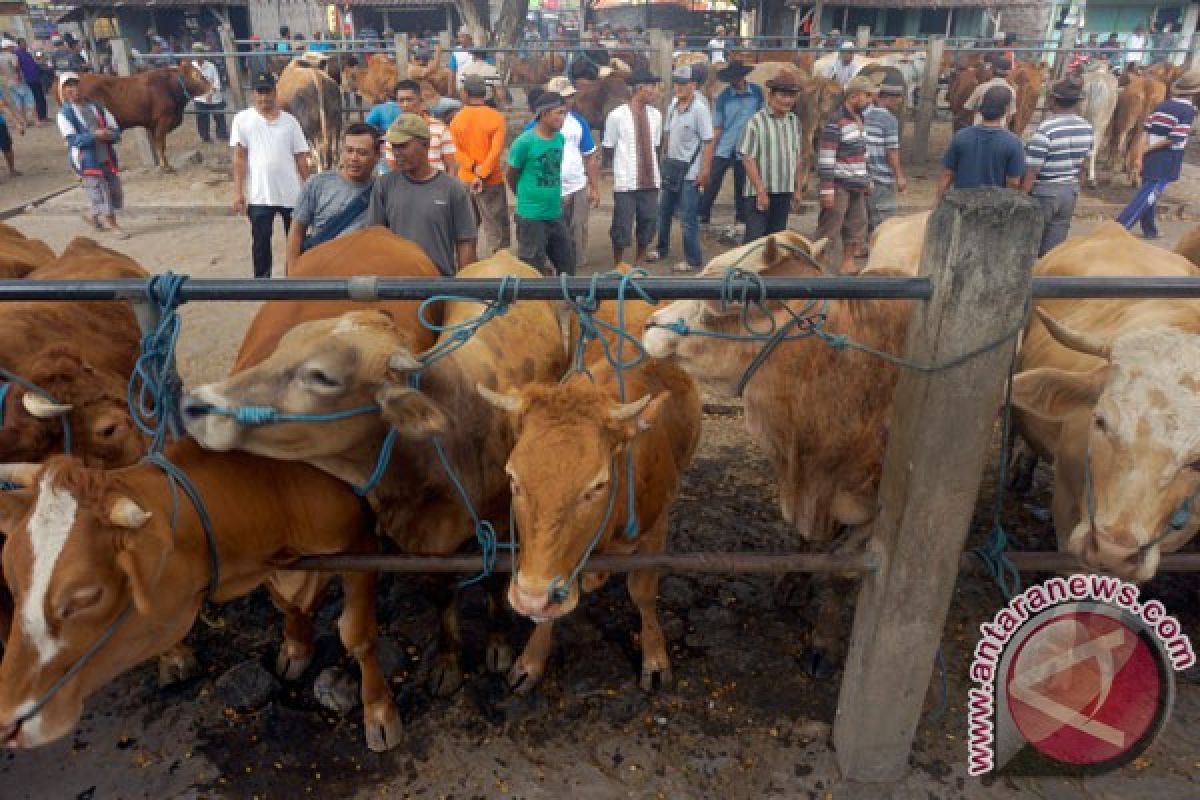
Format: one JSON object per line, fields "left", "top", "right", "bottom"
{"left": 395, "top": 32, "right": 409, "bottom": 80}
{"left": 648, "top": 28, "right": 674, "bottom": 116}
{"left": 912, "top": 35, "right": 944, "bottom": 165}
{"left": 1054, "top": 25, "right": 1078, "bottom": 81}
{"left": 108, "top": 39, "right": 159, "bottom": 168}
{"left": 218, "top": 19, "right": 245, "bottom": 112}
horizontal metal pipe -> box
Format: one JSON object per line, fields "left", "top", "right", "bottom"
{"left": 1031, "top": 277, "right": 1200, "bottom": 299}
{"left": 289, "top": 551, "right": 882, "bottom": 574}
{"left": 1004, "top": 551, "right": 1200, "bottom": 573}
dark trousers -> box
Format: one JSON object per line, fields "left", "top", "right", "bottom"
{"left": 516, "top": 215, "right": 575, "bottom": 276}
{"left": 195, "top": 100, "right": 228, "bottom": 143}
{"left": 742, "top": 192, "right": 792, "bottom": 243}
{"left": 247, "top": 204, "right": 292, "bottom": 278}
{"left": 1116, "top": 179, "right": 1170, "bottom": 239}
{"left": 29, "top": 81, "right": 47, "bottom": 122}
{"left": 699, "top": 155, "right": 747, "bottom": 224}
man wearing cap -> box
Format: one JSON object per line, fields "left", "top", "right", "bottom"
{"left": 964, "top": 59, "right": 1017, "bottom": 128}
{"left": 824, "top": 42, "right": 860, "bottom": 87}
{"left": 1117, "top": 70, "right": 1198, "bottom": 240}
{"left": 456, "top": 50, "right": 507, "bottom": 111}
{"left": 603, "top": 68, "right": 662, "bottom": 267}
{"left": 450, "top": 28, "right": 473, "bottom": 84}
{"left": 863, "top": 80, "right": 907, "bottom": 233}
{"left": 700, "top": 60, "right": 762, "bottom": 239}
{"left": 191, "top": 44, "right": 227, "bottom": 144}
{"left": 230, "top": 71, "right": 311, "bottom": 278}
{"left": 655, "top": 65, "right": 714, "bottom": 273}
{"left": 814, "top": 73, "right": 875, "bottom": 271}
{"left": 1021, "top": 78, "right": 1093, "bottom": 255}
{"left": 508, "top": 91, "right": 573, "bottom": 275}
{"left": 369, "top": 112, "right": 477, "bottom": 276}
{"left": 285, "top": 121, "right": 379, "bottom": 271}
{"left": 938, "top": 85, "right": 1025, "bottom": 199}
{"left": 523, "top": 76, "right": 599, "bottom": 268}
{"left": 50, "top": 35, "right": 86, "bottom": 75}
{"left": 368, "top": 79, "right": 457, "bottom": 175}
{"left": 738, "top": 69, "right": 804, "bottom": 243}
{"left": 56, "top": 72, "right": 125, "bottom": 236}
{"left": 450, "top": 76, "right": 510, "bottom": 257}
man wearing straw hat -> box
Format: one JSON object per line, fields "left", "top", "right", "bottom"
{"left": 738, "top": 68, "right": 804, "bottom": 243}
{"left": 1117, "top": 69, "right": 1198, "bottom": 240}
{"left": 699, "top": 60, "right": 762, "bottom": 241}
{"left": 1021, "top": 78, "right": 1093, "bottom": 255}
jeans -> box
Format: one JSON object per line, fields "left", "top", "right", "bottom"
{"left": 28, "top": 81, "right": 47, "bottom": 121}
{"left": 1116, "top": 179, "right": 1170, "bottom": 239}
{"left": 656, "top": 179, "right": 703, "bottom": 267}
{"left": 867, "top": 180, "right": 897, "bottom": 233}
{"left": 1031, "top": 184, "right": 1079, "bottom": 256}
{"left": 195, "top": 100, "right": 228, "bottom": 143}
{"left": 699, "top": 155, "right": 747, "bottom": 224}
{"left": 743, "top": 192, "right": 792, "bottom": 243}
{"left": 247, "top": 204, "right": 292, "bottom": 278}
{"left": 516, "top": 215, "right": 575, "bottom": 275}
{"left": 562, "top": 186, "right": 590, "bottom": 268}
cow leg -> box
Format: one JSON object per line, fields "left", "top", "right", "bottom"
{"left": 0, "top": 582, "right": 11, "bottom": 650}
{"left": 628, "top": 567, "right": 672, "bottom": 691}
{"left": 509, "top": 619, "right": 555, "bottom": 695}
{"left": 338, "top": 568, "right": 402, "bottom": 752}
{"left": 157, "top": 643, "right": 202, "bottom": 687}
{"left": 155, "top": 120, "right": 174, "bottom": 173}
{"left": 265, "top": 569, "right": 331, "bottom": 680}
{"left": 483, "top": 575, "right": 515, "bottom": 675}
{"left": 427, "top": 578, "right": 465, "bottom": 697}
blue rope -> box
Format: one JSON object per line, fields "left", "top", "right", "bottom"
{"left": 429, "top": 435, "right": 512, "bottom": 587}
{"left": 128, "top": 272, "right": 189, "bottom": 455}
{"left": 415, "top": 274, "right": 521, "bottom": 371}
{"left": 548, "top": 455, "right": 623, "bottom": 605}
{"left": 198, "top": 402, "right": 381, "bottom": 426}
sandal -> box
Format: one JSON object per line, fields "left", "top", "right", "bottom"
{"left": 672, "top": 262, "right": 695, "bottom": 273}
{"left": 643, "top": 250, "right": 662, "bottom": 263}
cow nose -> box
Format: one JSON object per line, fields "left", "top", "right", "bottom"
{"left": 1081, "top": 530, "right": 1144, "bottom": 575}
{"left": 509, "top": 582, "right": 551, "bottom": 617}
{"left": 180, "top": 395, "right": 214, "bottom": 422}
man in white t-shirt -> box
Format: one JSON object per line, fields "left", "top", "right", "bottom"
{"left": 602, "top": 68, "right": 662, "bottom": 267}
{"left": 191, "top": 44, "right": 226, "bottom": 143}
{"left": 230, "top": 71, "right": 311, "bottom": 278}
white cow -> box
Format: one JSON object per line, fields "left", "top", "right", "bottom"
{"left": 1079, "top": 64, "right": 1118, "bottom": 188}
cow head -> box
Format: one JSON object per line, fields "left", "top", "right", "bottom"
{"left": 1013, "top": 310, "right": 1200, "bottom": 581}
{"left": 477, "top": 382, "right": 668, "bottom": 619}
{"left": 643, "top": 233, "right": 827, "bottom": 396}
{"left": 0, "top": 459, "right": 197, "bottom": 747}
{"left": 175, "top": 60, "right": 212, "bottom": 99}
{"left": 182, "top": 312, "right": 410, "bottom": 479}
{"left": 0, "top": 345, "right": 144, "bottom": 469}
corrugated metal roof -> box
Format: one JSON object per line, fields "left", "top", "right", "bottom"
{"left": 57, "top": 0, "right": 247, "bottom": 8}
{"left": 341, "top": 0, "right": 455, "bottom": 7}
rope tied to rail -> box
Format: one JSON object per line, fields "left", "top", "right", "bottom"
{"left": 128, "top": 271, "right": 189, "bottom": 454}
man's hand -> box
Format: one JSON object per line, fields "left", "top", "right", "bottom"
{"left": 696, "top": 169, "right": 709, "bottom": 193}
{"left": 231, "top": 192, "right": 247, "bottom": 214}
{"left": 587, "top": 183, "right": 600, "bottom": 208}
{"left": 819, "top": 192, "right": 835, "bottom": 210}
{"left": 897, "top": 174, "right": 908, "bottom": 193}
{"left": 791, "top": 190, "right": 804, "bottom": 211}
{"left": 756, "top": 191, "right": 769, "bottom": 212}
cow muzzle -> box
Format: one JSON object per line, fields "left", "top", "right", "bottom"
{"left": 1069, "top": 524, "right": 1157, "bottom": 582}
{"left": 507, "top": 578, "right": 574, "bottom": 622}
{"left": 642, "top": 310, "right": 683, "bottom": 359}
{"left": 180, "top": 386, "right": 242, "bottom": 451}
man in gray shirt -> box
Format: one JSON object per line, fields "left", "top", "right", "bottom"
{"left": 286, "top": 121, "right": 379, "bottom": 271}
{"left": 655, "top": 65, "right": 714, "bottom": 272}
{"left": 367, "top": 113, "right": 477, "bottom": 276}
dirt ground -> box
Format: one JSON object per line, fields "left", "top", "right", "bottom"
{"left": 0, "top": 110, "right": 1198, "bottom": 799}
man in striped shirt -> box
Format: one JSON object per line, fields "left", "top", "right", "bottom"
{"left": 863, "top": 80, "right": 907, "bottom": 233}
{"left": 1117, "top": 70, "right": 1198, "bottom": 240}
{"left": 815, "top": 74, "right": 876, "bottom": 273}
{"left": 737, "top": 69, "right": 804, "bottom": 243}
{"left": 1021, "top": 78, "right": 1094, "bottom": 256}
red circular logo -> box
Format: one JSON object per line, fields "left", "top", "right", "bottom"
{"left": 1005, "top": 610, "right": 1165, "bottom": 768}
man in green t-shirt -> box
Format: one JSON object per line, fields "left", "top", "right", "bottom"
{"left": 506, "top": 91, "right": 575, "bottom": 275}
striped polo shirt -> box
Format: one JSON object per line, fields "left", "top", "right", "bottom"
{"left": 1025, "top": 114, "right": 1094, "bottom": 187}
{"left": 1141, "top": 97, "right": 1195, "bottom": 183}
{"left": 736, "top": 108, "right": 803, "bottom": 196}
{"left": 863, "top": 105, "right": 900, "bottom": 184}
{"left": 817, "top": 105, "right": 869, "bottom": 194}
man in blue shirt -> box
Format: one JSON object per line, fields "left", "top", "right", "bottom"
{"left": 699, "top": 60, "right": 762, "bottom": 239}
{"left": 937, "top": 85, "right": 1025, "bottom": 198}
{"left": 1116, "top": 70, "right": 1198, "bottom": 239}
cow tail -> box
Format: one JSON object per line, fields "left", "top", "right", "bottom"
{"left": 310, "top": 68, "right": 329, "bottom": 171}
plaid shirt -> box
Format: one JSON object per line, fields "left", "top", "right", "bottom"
{"left": 817, "top": 104, "right": 869, "bottom": 194}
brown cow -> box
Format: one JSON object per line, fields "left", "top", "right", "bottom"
{"left": 643, "top": 233, "right": 913, "bottom": 670}
{"left": 0, "top": 441, "right": 401, "bottom": 752}
{"left": 573, "top": 71, "right": 632, "bottom": 130}
{"left": 408, "top": 44, "right": 453, "bottom": 98}
{"left": 1176, "top": 226, "right": 1200, "bottom": 269}
{"left": 1009, "top": 61, "right": 1046, "bottom": 135}
{"left": 350, "top": 53, "right": 398, "bottom": 107}
{"left": 478, "top": 357, "right": 700, "bottom": 693}
{"left": 0, "top": 224, "right": 51, "bottom": 279}
{"left": 1106, "top": 74, "right": 1166, "bottom": 185}
{"left": 947, "top": 63, "right": 988, "bottom": 131}
{"left": 61, "top": 63, "right": 211, "bottom": 172}
{"left": 277, "top": 60, "right": 343, "bottom": 172}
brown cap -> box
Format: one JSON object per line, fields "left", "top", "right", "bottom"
{"left": 384, "top": 112, "right": 431, "bottom": 144}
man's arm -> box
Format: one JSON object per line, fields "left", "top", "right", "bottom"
{"left": 816, "top": 119, "right": 839, "bottom": 208}
{"left": 456, "top": 238, "right": 477, "bottom": 269}
{"left": 584, "top": 151, "right": 600, "bottom": 206}
{"left": 886, "top": 148, "right": 905, "bottom": 191}
{"left": 294, "top": 152, "right": 311, "bottom": 182}
{"left": 936, "top": 169, "right": 955, "bottom": 199}
{"left": 366, "top": 179, "right": 386, "bottom": 226}
{"left": 232, "top": 143, "right": 248, "bottom": 213}
{"left": 1020, "top": 166, "right": 1038, "bottom": 193}
{"left": 505, "top": 165, "right": 521, "bottom": 195}
{"left": 478, "top": 116, "right": 506, "bottom": 179}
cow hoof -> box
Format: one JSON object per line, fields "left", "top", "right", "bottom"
{"left": 428, "top": 653, "right": 464, "bottom": 698}
{"left": 275, "top": 647, "right": 314, "bottom": 682}
{"left": 802, "top": 649, "right": 838, "bottom": 680}
{"left": 640, "top": 663, "right": 673, "bottom": 693}
{"left": 364, "top": 703, "right": 403, "bottom": 753}
{"left": 314, "top": 666, "right": 361, "bottom": 714}
{"left": 158, "top": 646, "right": 201, "bottom": 687}
{"left": 485, "top": 635, "right": 514, "bottom": 675}
{"left": 507, "top": 660, "right": 544, "bottom": 696}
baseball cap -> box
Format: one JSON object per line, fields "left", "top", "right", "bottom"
{"left": 463, "top": 76, "right": 488, "bottom": 96}
{"left": 532, "top": 91, "right": 565, "bottom": 116}
{"left": 251, "top": 71, "right": 276, "bottom": 91}
{"left": 672, "top": 65, "right": 695, "bottom": 84}
{"left": 57, "top": 71, "right": 80, "bottom": 89}
{"left": 546, "top": 75, "right": 576, "bottom": 97}
{"left": 980, "top": 85, "right": 1013, "bottom": 120}
{"left": 385, "top": 112, "right": 431, "bottom": 144}
{"left": 845, "top": 74, "right": 882, "bottom": 95}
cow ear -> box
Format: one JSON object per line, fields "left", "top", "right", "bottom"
{"left": 0, "top": 490, "right": 33, "bottom": 537}
{"left": 1012, "top": 365, "right": 1108, "bottom": 422}
{"left": 376, "top": 386, "right": 449, "bottom": 440}
{"left": 114, "top": 529, "right": 170, "bottom": 618}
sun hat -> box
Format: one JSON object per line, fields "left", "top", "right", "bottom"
{"left": 765, "top": 69, "right": 802, "bottom": 92}
{"left": 546, "top": 75, "right": 577, "bottom": 97}
{"left": 717, "top": 60, "right": 753, "bottom": 82}
{"left": 57, "top": 70, "right": 80, "bottom": 88}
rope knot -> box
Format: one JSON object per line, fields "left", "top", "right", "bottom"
{"left": 232, "top": 405, "right": 281, "bottom": 426}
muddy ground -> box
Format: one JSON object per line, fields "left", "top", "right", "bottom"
{"left": 0, "top": 109, "right": 1198, "bottom": 799}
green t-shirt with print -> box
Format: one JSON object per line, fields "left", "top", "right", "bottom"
{"left": 507, "top": 129, "right": 564, "bottom": 221}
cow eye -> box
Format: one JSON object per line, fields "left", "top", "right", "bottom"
{"left": 302, "top": 368, "right": 341, "bottom": 391}
{"left": 59, "top": 586, "right": 103, "bottom": 620}
{"left": 1094, "top": 414, "right": 1108, "bottom": 433}
{"left": 581, "top": 480, "right": 609, "bottom": 504}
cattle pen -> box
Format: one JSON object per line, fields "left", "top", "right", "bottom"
{"left": 2, "top": 190, "right": 1199, "bottom": 786}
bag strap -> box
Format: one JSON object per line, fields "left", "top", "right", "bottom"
{"left": 303, "top": 186, "right": 371, "bottom": 250}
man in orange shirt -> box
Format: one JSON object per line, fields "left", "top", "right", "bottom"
{"left": 448, "top": 76, "right": 510, "bottom": 256}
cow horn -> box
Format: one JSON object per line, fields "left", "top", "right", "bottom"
{"left": 1036, "top": 308, "right": 1112, "bottom": 361}
{"left": 0, "top": 462, "right": 41, "bottom": 487}
{"left": 609, "top": 394, "right": 654, "bottom": 422}
{"left": 388, "top": 351, "right": 422, "bottom": 372}
{"left": 109, "top": 497, "right": 152, "bottom": 529}
{"left": 476, "top": 384, "right": 523, "bottom": 413}
{"left": 22, "top": 393, "right": 73, "bottom": 418}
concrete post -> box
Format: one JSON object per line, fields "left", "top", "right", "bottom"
{"left": 912, "top": 35, "right": 944, "bottom": 166}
